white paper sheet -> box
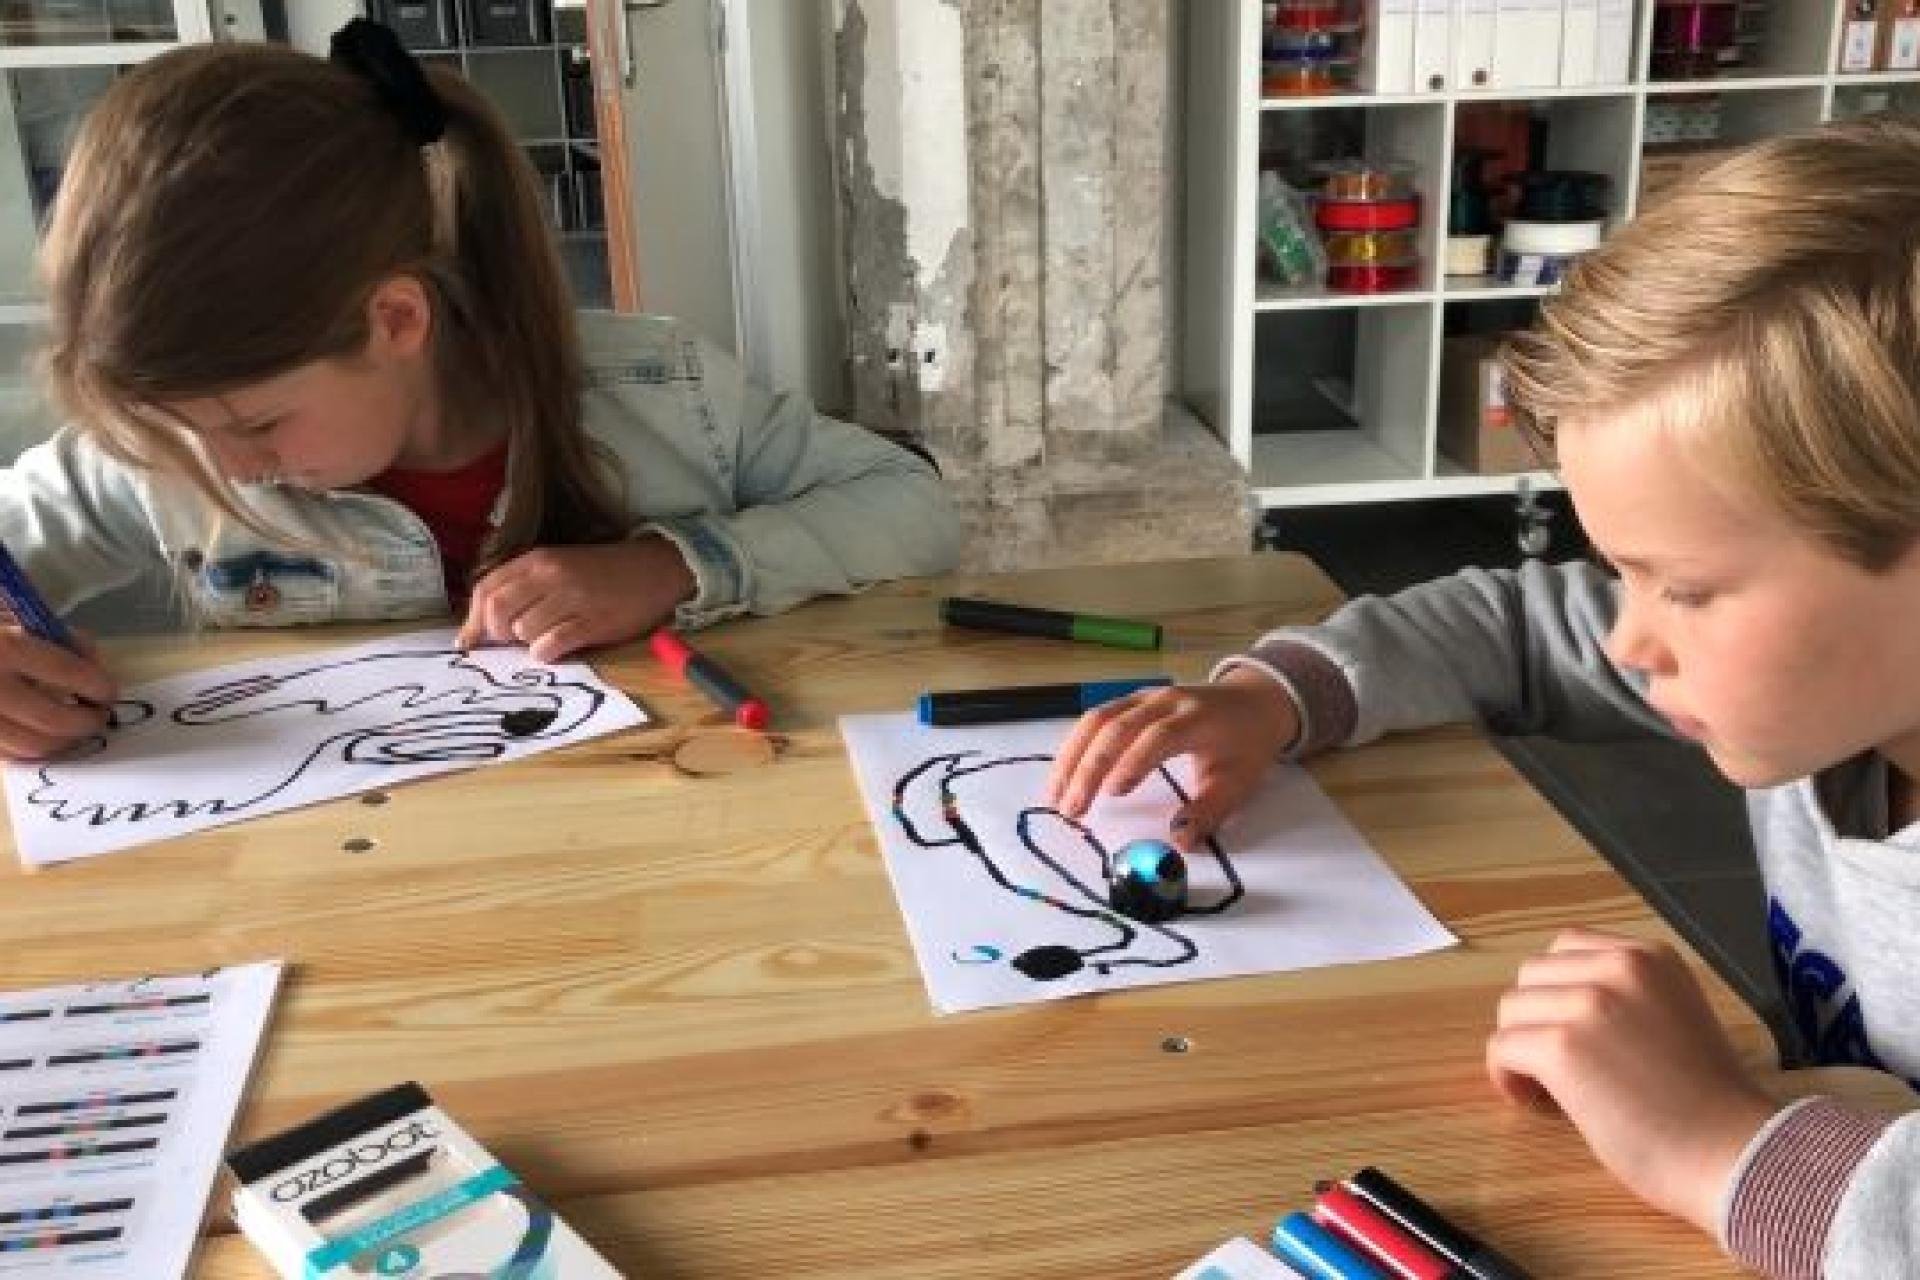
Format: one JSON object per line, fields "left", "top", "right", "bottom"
{"left": 4, "top": 629, "right": 647, "bottom": 867}
{"left": 840, "top": 714, "right": 1457, "bottom": 1014}
{"left": 0, "top": 961, "right": 282, "bottom": 1278}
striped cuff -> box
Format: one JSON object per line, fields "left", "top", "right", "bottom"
{"left": 1723, "top": 1096, "right": 1892, "bottom": 1280}
{"left": 1210, "top": 639, "right": 1356, "bottom": 759}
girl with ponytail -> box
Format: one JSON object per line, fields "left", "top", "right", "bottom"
{"left": 0, "top": 20, "right": 958, "bottom": 759}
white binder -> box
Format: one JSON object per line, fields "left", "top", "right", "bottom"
{"left": 1452, "top": 0, "right": 1498, "bottom": 89}
{"left": 1368, "top": 0, "right": 1418, "bottom": 93}
{"left": 1559, "top": 0, "right": 1600, "bottom": 85}
{"left": 1595, "top": 0, "right": 1635, "bottom": 84}
{"left": 1492, "top": 0, "right": 1564, "bottom": 88}
{"left": 1413, "top": 0, "right": 1454, "bottom": 90}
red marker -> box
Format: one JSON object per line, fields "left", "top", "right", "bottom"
{"left": 1313, "top": 1184, "right": 1466, "bottom": 1280}
{"left": 648, "top": 629, "right": 770, "bottom": 730}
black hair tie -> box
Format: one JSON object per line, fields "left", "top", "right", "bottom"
{"left": 329, "top": 17, "right": 447, "bottom": 146}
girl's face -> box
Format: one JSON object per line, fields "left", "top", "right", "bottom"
{"left": 1560, "top": 408, "right": 1920, "bottom": 788}
{"left": 163, "top": 277, "right": 460, "bottom": 490}
{"left": 171, "top": 355, "right": 421, "bottom": 491}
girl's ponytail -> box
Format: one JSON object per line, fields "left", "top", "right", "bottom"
{"left": 421, "top": 65, "right": 627, "bottom": 570}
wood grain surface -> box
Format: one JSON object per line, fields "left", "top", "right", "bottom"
{"left": 0, "top": 556, "right": 1901, "bottom": 1279}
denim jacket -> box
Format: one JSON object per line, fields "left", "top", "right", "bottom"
{"left": 0, "top": 312, "right": 961, "bottom": 631}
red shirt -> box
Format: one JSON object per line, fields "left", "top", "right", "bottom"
{"left": 365, "top": 442, "right": 509, "bottom": 599}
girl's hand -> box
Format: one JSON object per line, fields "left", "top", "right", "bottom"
{"left": 1045, "top": 666, "right": 1301, "bottom": 851}
{"left": 457, "top": 535, "right": 696, "bottom": 664}
{"left": 0, "top": 627, "right": 115, "bottom": 760}
{"left": 1486, "top": 927, "right": 1777, "bottom": 1234}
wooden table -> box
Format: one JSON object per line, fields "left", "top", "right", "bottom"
{"left": 1, "top": 555, "right": 1904, "bottom": 1278}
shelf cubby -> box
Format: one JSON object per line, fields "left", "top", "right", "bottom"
{"left": 1184, "top": 1, "right": 1920, "bottom": 511}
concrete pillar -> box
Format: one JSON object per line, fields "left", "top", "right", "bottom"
{"left": 834, "top": 0, "right": 1252, "bottom": 571}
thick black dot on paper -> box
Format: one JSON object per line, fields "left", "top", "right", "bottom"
{"left": 500, "top": 707, "right": 557, "bottom": 738}
{"left": 1012, "top": 945, "right": 1084, "bottom": 981}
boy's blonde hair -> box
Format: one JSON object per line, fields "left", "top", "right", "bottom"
{"left": 1504, "top": 117, "right": 1920, "bottom": 572}
{"left": 38, "top": 40, "right": 628, "bottom": 578}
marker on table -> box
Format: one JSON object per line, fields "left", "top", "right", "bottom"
{"left": 916, "top": 677, "right": 1170, "bottom": 726}
{"left": 0, "top": 540, "right": 75, "bottom": 652}
{"left": 648, "top": 629, "right": 770, "bottom": 731}
{"left": 1311, "top": 1183, "right": 1466, "bottom": 1280}
{"left": 1346, "top": 1168, "right": 1533, "bottom": 1280}
{"left": 939, "top": 596, "right": 1163, "bottom": 651}
{"left": 1271, "top": 1211, "right": 1390, "bottom": 1280}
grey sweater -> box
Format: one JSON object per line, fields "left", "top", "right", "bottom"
{"left": 1226, "top": 559, "right": 1916, "bottom": 1280}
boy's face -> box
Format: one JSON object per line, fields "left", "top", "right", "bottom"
{"left": 1561, "top": 409, "right": 1920, "bottom": 788}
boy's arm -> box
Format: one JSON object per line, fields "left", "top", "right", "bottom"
{"left": 1721, "top": 1098, "right": 1916, "bottom": 1279}
{"left": 0, "top": 428, "right": 156, "bottom": 614}
{"left": 1218, "top": 558, "right": 1676, "bottom": 755}
{"left": 649, "top": 337, "right": 962, "bottom": 629}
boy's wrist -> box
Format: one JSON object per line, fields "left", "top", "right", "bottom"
{"left": 1218, "top": 664, "right": 1304, "bottom": 754}
{"left": 1672, "top": 1089, "right": 1778, "bottom": 1235}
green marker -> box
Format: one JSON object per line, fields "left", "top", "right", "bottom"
{"left": 939, "top": 596, "right": 1162, "bottom": 651}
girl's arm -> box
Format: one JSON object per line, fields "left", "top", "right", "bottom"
{"left": 649, "top": 337, "right": 962, "bottom": 629}
{"left": 0, "top": 427, "right": 159, "bottom": 614}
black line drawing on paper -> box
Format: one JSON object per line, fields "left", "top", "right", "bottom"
{"left": 23, "top": 647, "right": 606, "bottom": 830}
{"left": 890, "top": 751, "right": 1245, "bottom": 985}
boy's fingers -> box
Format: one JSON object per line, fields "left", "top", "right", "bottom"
{"left": 1167, "top": 798, "right": 1219, "bottom": 852}
{"left": 1168, "top": 771, "right": 1245, "bottom": 851}
{"left": 1049, "top": 700, "right": 1132, "bottom": 806}
{"left": 1167, "top": 804, "right": 1208, "bottom": 853}
{"left": 1496, "top": 982, "right": 1608, "bottom": 1030}
{"left": 1484, "top": 1029, "right": 1555, "bottom": 1109}
{"left": 1104, "top": 716, "right": 1187, "bottom": 797}
{"left": 1549, "top": 926, "right": 1637, "bottom": 953}
{"left": 1070, "top": 697, "right": 1180, "bottom": 803}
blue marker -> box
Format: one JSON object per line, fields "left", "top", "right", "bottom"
{"left": 916, "top": 677, "right": 1170, "bottom": 726}
{"left": 0, "top": 540, "right": 74, "bottom": 651}
{"left": 1271, "top": 1212, "right": 1390, "bottom": 1280}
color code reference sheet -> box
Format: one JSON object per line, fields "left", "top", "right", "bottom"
{"left": 0, "top": 962, "right": 282, "bottom": 1277}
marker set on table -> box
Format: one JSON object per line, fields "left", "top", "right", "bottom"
{"left": 920, "top": 595, "right": 1168, "bottom": 724}
{"left": 1178, "top": 1168, "right": 1532, "bottom": 1280}
{"left": 652, "top": 593, "right": 1175, "bottom": 730}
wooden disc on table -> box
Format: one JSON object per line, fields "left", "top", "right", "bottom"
{"left": 670, "top": 729, "right": 779, "bottom": 777}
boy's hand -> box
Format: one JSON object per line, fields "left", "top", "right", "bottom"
{"left": 457, "top": 535, "right": 696, "bottom": 664}
{"left": 1487, "top": 927, "right": 1777, "bottom": 1234}
{"left": 0, "top": 627, "right": 115, "bottom": 760}
{"left": 1046, "top": 666, "right": 1301, "bottom": 850}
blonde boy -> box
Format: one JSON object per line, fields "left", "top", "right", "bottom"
{"left": 1052, "top": 119, "right": 1920, "bottom": 1278}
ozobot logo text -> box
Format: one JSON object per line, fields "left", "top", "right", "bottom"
{"left": 269, "top": 1119, "right": 438, "bottom": 1203}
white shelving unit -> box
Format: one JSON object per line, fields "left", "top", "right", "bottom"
{"left": 1182, "top": 2, "right": 1920, "bottom": 510}
{"left": 0, "top": 2, "right": 212, "bottom": 325}
{"left": 0, "top": 3, "right": 212, "bottom": 460}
